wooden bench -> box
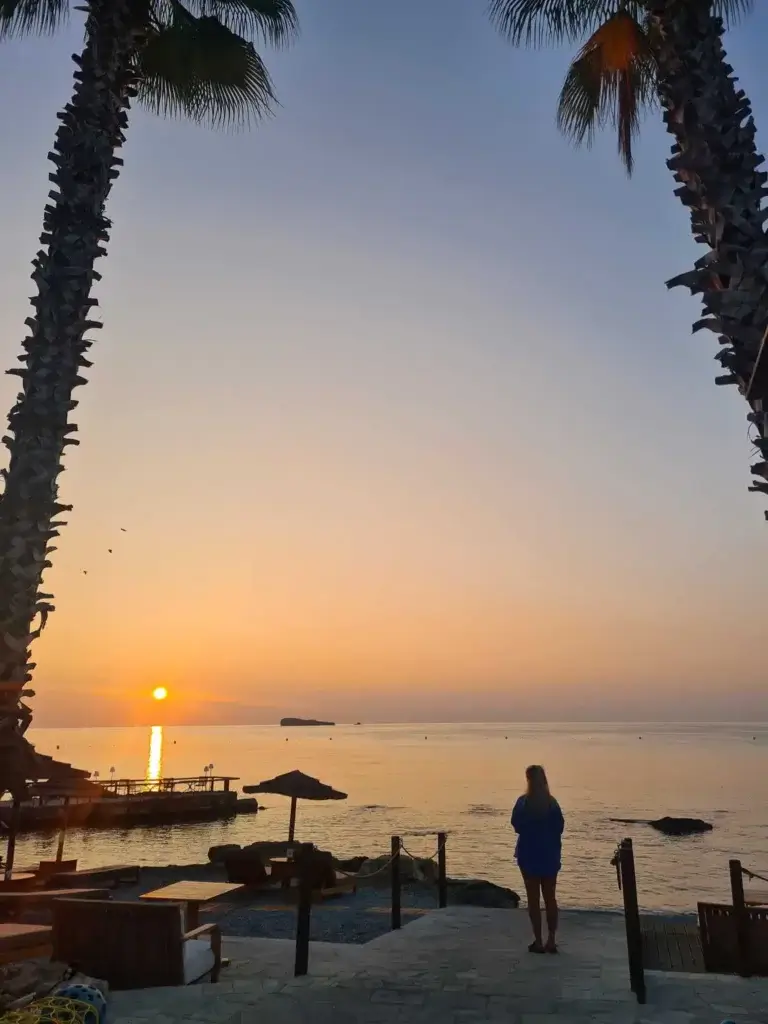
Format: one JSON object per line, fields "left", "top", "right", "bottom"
{"left": 48, "top": 864, "right": 140, "bottom": 889}
{"left": 0, "top": 923, "right": 52, "bottom": 966}
{"left": 698, "top": 902, "right": 768, "bottom": 975}
{"left": 52, "top": 899, "right": 221, "bottom": 990}
{"left": 0, "top": 888, "right": 111, "bottom": 921}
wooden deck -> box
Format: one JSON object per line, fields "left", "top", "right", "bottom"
{"left": 640, "top": 915, "right": 704, "bottom": 973}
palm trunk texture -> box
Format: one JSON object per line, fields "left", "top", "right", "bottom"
{"left": 650, "top": 0, "right": 768, "bottom": 514}
{"left": 0, "top": 0, "right": 138, "bottom": 796}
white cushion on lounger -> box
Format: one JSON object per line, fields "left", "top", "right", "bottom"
{"left": 183, "top": 939, "right": 215, "bottom": 983}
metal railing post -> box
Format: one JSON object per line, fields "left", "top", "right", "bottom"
{"left": 437, "top": 832, "right": 447, "bottom": 908}
{"left": 391, "top": 835, "right": 401, "bottom": 930}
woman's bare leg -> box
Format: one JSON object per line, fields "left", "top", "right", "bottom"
{"left": 541, "top": 876, "right": 559, "bottom": 951}
{"left": 522, "top": 874, "right": 543, "bottom": 948}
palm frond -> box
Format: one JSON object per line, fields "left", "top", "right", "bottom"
{"left": 557, "top": 10, "right": 656, "bottom": 174}
{"left": 135, "top": 10, "right": 276, "bottom": 128}
{"left": 0, "top": 0, "right": 66, "bottom": 38}
{"left": 182, "top": 0, "right": 297, "bottom": 45}
{"left": 488, "top": 0, "right": 644, "bottom": 47}
{"left": 714, "top": 0, "right": 754, "bottom": 26}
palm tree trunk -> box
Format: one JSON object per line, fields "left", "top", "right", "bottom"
{"left": 0, "top": 0, "right": 139, "bottom": 795}
{"left": 648, "top": 0, "right": 768, "bottom": 515}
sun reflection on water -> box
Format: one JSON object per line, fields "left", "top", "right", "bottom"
{"left": 146, "top": 725, "right": 163, "bottom": 785}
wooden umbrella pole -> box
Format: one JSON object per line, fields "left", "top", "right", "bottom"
{"left": 288, "top": 796, "right": 297, "bottom": 842}
{"left": 55, "top": 797, "right": 70, "bottom": 863}
{"left": 5, "top": 798, "right": 21, "bottom": 880}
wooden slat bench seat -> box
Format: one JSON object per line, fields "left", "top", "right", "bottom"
{"left": 640, "top": 915, "right": 704, "bottom": 973}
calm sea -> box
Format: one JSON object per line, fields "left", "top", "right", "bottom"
{"left": 14, "top": 722, "right": 768, "bottom": 913}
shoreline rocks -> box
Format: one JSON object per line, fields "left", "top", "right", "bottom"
{"left": 650, "top": 817, "right": 713, "bottom": 836}
{"left": 447, "top": 879, "right": 520, "bottom": 908}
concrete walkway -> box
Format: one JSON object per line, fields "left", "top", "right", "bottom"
{"left": 111, "top": 909, "right": 768, "bottom": 1024}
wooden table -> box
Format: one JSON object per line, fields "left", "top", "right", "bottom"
{"left": 140, "top": 880, "right": 243, "bottom": 929}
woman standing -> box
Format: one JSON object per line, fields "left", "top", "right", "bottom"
{"left": 511, "top": 764, "right": 564, "bottom": 953}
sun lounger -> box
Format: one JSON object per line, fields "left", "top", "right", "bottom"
{"left": 52, "top": 899, "right": 221, "bottom": 989}
{"left": 47, "top": 864, "right": 139, "bottom": 888}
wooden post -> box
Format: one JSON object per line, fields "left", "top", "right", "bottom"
{"left": 294, "top": 843, "right": 313, "bottom": 977}
{"left": 391, "top": 835, "right": 401, "bottom": 930}
{"left": 729, "top": 859, "right": 750, "bottom": 977}
{"left": 619, "top": 838, "right": 645, "bottom": 1004}
{"left": 437, "top": 832, "right": 447, "bottom": 909}
{"left": 288, "top": 796, "right": 297, "bottom": 842}
{"left": 4, "top": 798, "right": 21, "bottom": 881}
{"left": 55, "top": 797, "right": 70, "bottom": 863}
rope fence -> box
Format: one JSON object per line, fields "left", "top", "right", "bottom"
{"left": 740, "top": 864, "right": 768, "bottom": 884}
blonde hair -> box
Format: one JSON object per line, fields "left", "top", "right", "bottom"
{"left": 525, "top": 764, "right": 552, "bottom": 814}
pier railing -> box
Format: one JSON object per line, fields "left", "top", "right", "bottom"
{"left": 98, "top": 775, "right": 238, "bottom": 796}
{"left": 612, "top": 837, "right": 646, "bottom": 1004}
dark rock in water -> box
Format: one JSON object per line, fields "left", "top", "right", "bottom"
{"left": 650, "top": 817, "right": 713, "bottom": 836}
{"left": 280, "top": 717, "right": 335, "bottom": 727}
{"left": 208, "top": 843, "right": 242, "bottom": 864}
{"left": 448, "top": 879, "right": 520, "bottom": 908}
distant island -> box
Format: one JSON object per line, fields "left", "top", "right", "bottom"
{"left": 280, "top": 717, "right": 335, "bottom": 727}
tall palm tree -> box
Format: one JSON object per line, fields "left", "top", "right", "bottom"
{"left": 0, "top": 0, "right": 298, "bottom": 795}
{"left": 489, "top": 1, "right": 768, "bottom": 515}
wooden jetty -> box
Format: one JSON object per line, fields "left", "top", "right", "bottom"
{"left": 0, "top": 775, "right": 259, "bottom": 832}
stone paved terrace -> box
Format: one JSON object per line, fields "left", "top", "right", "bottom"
{"left": 111, "top": 908, "right": 768, "bottom": 1024}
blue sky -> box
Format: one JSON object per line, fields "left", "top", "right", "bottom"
{"left": 1, "top": 1, "right": 768, "bottom": 724}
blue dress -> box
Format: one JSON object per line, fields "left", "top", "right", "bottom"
{"left": 511, "top": 796, "right": 564, "bottom": 878}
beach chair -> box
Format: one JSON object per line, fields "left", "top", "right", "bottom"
{"left": 223, "top": 850, "right": 269, "bottom": 886}
{"left": 51, "top": 898, "right": 221, "bottom": 990}
{"left": 36, "top": 860, "right": 78, "bottom": 883}
{"left": 698, "top": 902, "right": 768, "bottom": 975}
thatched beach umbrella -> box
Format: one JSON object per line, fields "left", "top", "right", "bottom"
{"left": 243, "top": 770, "right": 347, "bottom": 842}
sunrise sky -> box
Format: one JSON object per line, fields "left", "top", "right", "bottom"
{"left": 1, "top": 1, "right": 767, "bottom": 726}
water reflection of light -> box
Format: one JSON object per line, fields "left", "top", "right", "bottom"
{"left": 146, "top": 725, "right": 163, "bottom": 785}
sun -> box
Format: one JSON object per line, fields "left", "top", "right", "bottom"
{"left": 152, "top": 686, "right": 168, "bottom": 701}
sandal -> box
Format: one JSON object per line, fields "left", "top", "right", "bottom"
{"left": 545, "top": 942, "right": 558, "bottom": 954}
{"left": 528, "top": 941, "right": 545, "bottom": 954}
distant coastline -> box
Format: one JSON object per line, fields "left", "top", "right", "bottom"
{"left": 279, "top": 717, "right": 335, "bottom": 727}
